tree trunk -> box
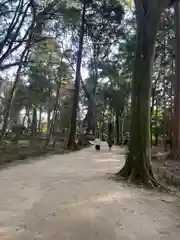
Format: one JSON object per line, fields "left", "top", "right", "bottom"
{"left": 0, "top": 47, "right": 29, "bottom": 143}
{"left": 87, "top": 44, "right": 99, "bottom": 135}
{"left": 38, "top": 105, "right": 42, "bottom": 132}
{"left": 120, "top": 118, "right": 124, "bottom": 144}
{"left": 67, "top": 3, "right": 86, "bottom": 149}
{"left": 45, "top": 82, "right": 60, "bottom": 148}
{"left": 115, "top": 108, "right": 120, "bottom": 145}
{"left": 47, "top": 109, "right": 51, "bottom": 132}
{"left": 117, "top": 2, "right": 165, "bottom": 186}
{"left": 27, "top": 109, "right": 31, "bottom": 130}
{"left": 151, "top": 71, "right": 161, "bottom": 144}
{"left": 87, "top": 97, "right": 95, "bottom": 134}
{"left": 154, "top": 107, "right": 159, "bottom": 146}
{"left": 47, "top": 88, "right": 52, "bottom": 133}
{"left": 52, "top": 110, "right": 58, "bottom": 148}
{"left": 22, "top": 107, "right": 29, "bottom": 126}
{"left": 169, "top": 58, "right": 174, "bottom": 150}
{"left": 171, "top": 1, "right": 180, "bottom": 159}
{"left": 31, "top": 107, "right": 37, "bottom": 137}
{"left": 0, "top": 8, "right": 36, "bottom": 142}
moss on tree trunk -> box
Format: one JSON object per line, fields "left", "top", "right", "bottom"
{"left": 117, "top": 1, "right": 168, "bottom": 187}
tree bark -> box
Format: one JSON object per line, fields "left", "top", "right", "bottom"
{"left": 0, "top": 3, "right": 36, "bottom": 142}
{"left": 154, "top": 107, "right": 159, "bottom": 146}
{"left": 22, "top": 107, "right": 29, "bottom": 126}
{"left": 171, "top": 1, "right": 180, "bottom": 159}
{"left": 0, "top": 47, "right": 30, "bottom": 143}
{"left": 38, "top": 105, "right": 42, "bottom": 131}
{"left": 31, "top": 107, "right": 37, "bottom": 137}
{"left": 87, "top": 97, "right": 95, "bottom": 134}
{"left": 47, "top": 88, "right": 52, "bottom": 133}
{"left": 117, "top": 1, "right": 166, "bottom": 186}
{"left": 45, "top": 82, "right": 60, "bottom": 147}
{"left": 115, "top": 108, "right": 120, "bottom": 145}
{"left": 67, "top": 3, "right": 86, "bottom": 149}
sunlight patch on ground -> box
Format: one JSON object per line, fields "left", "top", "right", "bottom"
{"left": 94, "top": 158, "right": 120, "bottom": 162}
{"left": 95, "top": 191, "right": 144, "bottom": 204}
{"left": 72, "top": 206, "right": 99, "bottom": 219}
{"left": 95, "top": 193, "right": 115, "bottom": 203}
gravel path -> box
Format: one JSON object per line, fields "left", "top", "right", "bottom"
{"left": 0, "top": 143, "right": 180, "bottom": 240}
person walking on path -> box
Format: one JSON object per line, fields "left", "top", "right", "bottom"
{"left": 95, "top": 132, "right": 101, "bottom": 151}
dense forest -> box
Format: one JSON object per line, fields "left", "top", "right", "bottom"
{"left": 0, "top": 0, "right": 179, "bottom": 186}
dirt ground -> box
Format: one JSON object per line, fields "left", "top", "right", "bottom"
{"left": 0, "top": 142, "right": 180, "bottom": 240}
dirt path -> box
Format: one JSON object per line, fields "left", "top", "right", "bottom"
{"left": 0, "top": 143, "right": 180, "bottom": 240}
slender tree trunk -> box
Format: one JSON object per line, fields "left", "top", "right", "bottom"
{"left": 87, "top": 44, "right": 99, "bottom": 135}
{"left": 151, "top": 72, "right": 161, "bottom": 144}
{"left": 45, "top": 82, "right": 60, "bottom": 147}
{"left": 87, "top": 97, "right": 95, "bottom": 133}
{"left": 169, "top": 58, "right": 174, "bottom": 149}
{"left": 31, "top": 107, "right": 37, "bottom": 137}
{"left": 22, "top": 107, "right": 29, "bottom": 126}
{"left": 52, "top": 110, "right": 59, "bottom": 148}
{"left": 172, "top": 1, "right": 180, "bottom": 159}
{"left": 38, "top": 105, "right": 42, "bottom": 132}
{"left": 163, "top": 31, "right": 168, "bottom": 151}
{"left": 0, "top": 4, "right": 36, "bottom": 142}
{"left": 67, "top": 3, "right": 86, "bottom": 149}
{"left": 0, "top": 47, "right": 29, "bottom": 143}
{"left": 154, "top": 107, "right": 159, "bottom": 146}
{"left": 47, "top": 109, "right": 51, "bottom": 132}
{"left": 27, "top": 109, "right": 31, "bottom": 130}
{"left": 22, "top": 114, "right": 27, "bottom": 126}
{"left": 117, "top": 2, "right": 165, "bottom": 186}
{"left": 47, "top": 88, "right": 52, "bottom": 132}
{"left": 115, "top": 108, "right": 120, "bottom": 145}
{"left": 120, "top": 118, "right": 124, "bottom": 144}
{"left": 163, "top": 88, "right": 168, "bottom": 151}
{"left": 151, "top": 88, "right": 156, "bottom": 146}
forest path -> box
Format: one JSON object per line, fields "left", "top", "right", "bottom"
{"left": 0, "top": 143, "right": 180, "bottom": 240}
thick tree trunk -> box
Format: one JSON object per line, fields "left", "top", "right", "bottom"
{"left": 67, "top": 3, "right": 86, "bottom": 149}
{"left": 171, "top": 1, "right": 180, "bottom": 159}
{"left": 117, "top": 2, "right": 165, "bottom": 186}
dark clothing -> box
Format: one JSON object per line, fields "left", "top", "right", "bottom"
{"left": 123, "top": 139, "right": 128, "bottom": 145}
{"left": 95, "top": 145, "right": 100, "bottom": 151}
{"left": 107, "top": 135, "right": 113, "bottom": 147}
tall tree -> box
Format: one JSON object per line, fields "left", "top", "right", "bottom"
{"left": 172, "top": 1, "right": 180, "bottom": 158}
{"left": 67, "top": 1, "right": 86, "bottom": 148}
{"left": 117, "top": 0, "right": 175, "bottom": 186}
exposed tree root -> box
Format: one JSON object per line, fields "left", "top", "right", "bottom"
{"left": 115, "top": 158, "right": 169, "bottom": 190}
{"left": 166, "top": 151, "right": 180, "bottom": 161}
